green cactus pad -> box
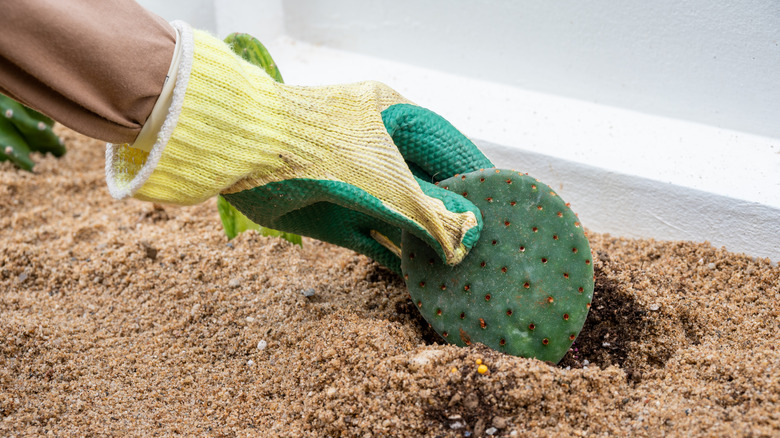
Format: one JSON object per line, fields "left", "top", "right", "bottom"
{"left": 400, "top": 168, "right": 594, "bottom": 363}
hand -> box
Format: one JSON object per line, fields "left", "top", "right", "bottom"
{"left": 222, "top": 100, "right": 495, "bottom": 273}
{"left": 0, "top": 94, "right": 65, "bottom": 171}
{"left": 106, "top": 23, "right": 494, "bottom": 273}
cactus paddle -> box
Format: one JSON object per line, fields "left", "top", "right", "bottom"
{"left": 401, "top": 168, "right": 594, "bottom": 363}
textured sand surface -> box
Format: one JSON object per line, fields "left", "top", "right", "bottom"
{"left": 1, "top": 128, "right": 778, "bottom": 437}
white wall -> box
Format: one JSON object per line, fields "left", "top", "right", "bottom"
{"left": 138, "top": 0, "right": 780, "bottom": 139}
{"left": 138, "top": 0, "right": 286, "bottom": 50}
{"left": 135, "top": 0, "right": 216, "bottom": 32}
{"left": 282, "top": 0, "right": 780, "bottom": 141}
{"left": 212, "top": 0, "right": 285, "bottom": 44}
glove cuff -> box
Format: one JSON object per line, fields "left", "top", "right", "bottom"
{"left": 106, "top": 21, "right": 284, "bottom": 204}
{"left": 105, "top": 20, "right": 195, "bottom": 202}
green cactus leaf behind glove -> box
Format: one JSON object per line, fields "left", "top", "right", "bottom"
{"left": 217, "top": 194, "right": 302, "bottom": 245}
{"left": 225, "top": 33, "right": 284, "bottom": 83}
{"left": 216, "top": 32, "right": 301, "bottom": 245}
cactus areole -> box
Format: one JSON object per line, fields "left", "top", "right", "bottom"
{"left": 401, "top": 168, "right": 594, "bottom": 364}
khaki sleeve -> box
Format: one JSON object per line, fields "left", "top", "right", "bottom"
{"left": 0, "top": 0, "right": 175, "bottom": 144}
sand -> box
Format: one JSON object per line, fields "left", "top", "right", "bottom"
{"left": 1, "top": 127, "right": 778, "bottom": 437}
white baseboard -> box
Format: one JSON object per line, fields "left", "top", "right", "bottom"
{"left": 483, "top": 140, "right": 780, "bottom": 262}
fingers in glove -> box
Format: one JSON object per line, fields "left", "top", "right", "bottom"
{"left": 412, "top": 174, "right": 483, "bottom": 259}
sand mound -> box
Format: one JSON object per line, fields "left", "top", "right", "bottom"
{"left": 1, "top": 128, "right": 778, "bottom": 436}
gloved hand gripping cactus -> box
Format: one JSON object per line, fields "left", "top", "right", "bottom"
{"left": 221, "top": 101, "right": 494, "bottom": 272}
{"left": 105, "top": 22, "right": 594, "bottom": 363}
{"left": 106, "top": 22, "right": 493, "bottom": 273}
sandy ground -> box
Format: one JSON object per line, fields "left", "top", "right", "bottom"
{"left": 1, "top": 127, "right": 779, "bottom": 437}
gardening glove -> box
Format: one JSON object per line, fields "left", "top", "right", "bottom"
{"left": 0, "top": 94, "right": 65, "bottom": 171}
{"left": 106, "top": 22, "right": 494, "bottom": 273}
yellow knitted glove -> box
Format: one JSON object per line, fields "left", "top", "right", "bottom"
{"left": 106, "top": 22, "right": 493, "bottom": 269}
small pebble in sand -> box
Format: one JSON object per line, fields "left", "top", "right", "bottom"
{"left": 492, "top": 416, "right": 509, "bottom": 429}
{"left": 302, "top": 288, "right": 316, "bottom": 297}
{"left": 486, "top": 427, "right": 498, "bottom": 435}
{"left": 228, "top": 278, "right": 242, "bottom": 288}
{"left": 246, "top": 359, "right": 255, "bottom": 367}
{"left": 139, "top": 241, "right": 158, "bottom": 260}
{"left": 649, "top": 304, "right": 660, "bottom": 311}
{"left": 257, "top": 340, "right": 267, "bottom": 351}
{"left": 464, "top": 393, "right": 480, "bottom": 409}
{"left": 409, "top": 349, "right": 445, "bottom": 370}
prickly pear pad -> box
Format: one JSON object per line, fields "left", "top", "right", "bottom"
{"left": 401, "top": 168, "right": 594, "bottom": 363}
